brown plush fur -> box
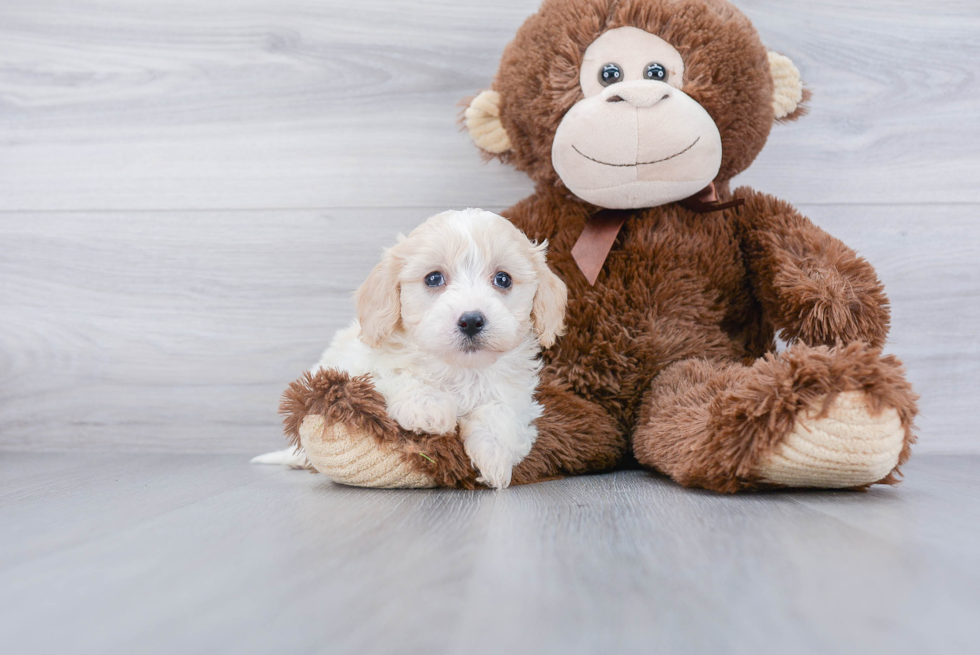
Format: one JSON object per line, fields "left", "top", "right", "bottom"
{"left": 279, "top": 0, "right": 917, "bottom": 492}
{"left": 512, "top": 375, "right": 627, "bottom": 484}
{"left": 633, "top": 341, "right": 917, "bottom": 493}
{"left": 280, "top": 369, "right": 399, "bottom": 449}
{"left": 498, "top": 182, "right": 916, "bottom": 493}
{"left": 733, "top": 190, "right": 891, "bottom": 349}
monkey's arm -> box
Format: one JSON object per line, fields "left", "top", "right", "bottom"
{"left": 733, "top": 188, "right": 890, "bottom": 348}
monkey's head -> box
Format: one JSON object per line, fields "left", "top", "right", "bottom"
{"left": 464, "top": 0, "right": 806, "bottom": 210}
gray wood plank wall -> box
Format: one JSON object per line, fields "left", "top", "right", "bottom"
{"left": 1, "top": 0, "right": 978, "bottom": 454}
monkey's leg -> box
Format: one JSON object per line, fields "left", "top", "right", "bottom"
{"left": 631, "top": 342, "right": 917, "bottom": 493}
{"left": 281, "top": 369, "right": 443, "bottom": 488}
{"left": 280, "top": 368, "right": 625, "bottom": 488}
{"left": 510, "top": 377, "right": 627, "bottom": 485}
{"left": 404, "top": 375, "right": 625, "bottom": 486}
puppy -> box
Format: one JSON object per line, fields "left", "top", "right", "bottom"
{"left": 254, "top": 208, "right": 567, "bottom": 488}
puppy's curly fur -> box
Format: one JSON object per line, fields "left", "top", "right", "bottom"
{"left": 269, "top": 209, "right": 568, "bottom": 489}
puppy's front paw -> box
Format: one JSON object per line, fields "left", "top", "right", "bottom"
{"left": 464, "top": 434, "right": 515, "bottom": 490}
{"left": 388, "top": 391, "right": 457, "bottom": 435}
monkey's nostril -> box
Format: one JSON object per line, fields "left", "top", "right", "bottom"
{"left": 606, "top": 95, "right": 625, "bottom": 103}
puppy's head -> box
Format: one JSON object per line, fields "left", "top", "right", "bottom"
{"left": 355, "top": 208, "right": 567, "bottom": 367}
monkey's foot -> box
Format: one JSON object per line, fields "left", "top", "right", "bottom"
{"left": 299, "top": 414, "right": 437, "bottom": 489}
{"left": 755, "top": 391, "right": 906, "bottom": 488}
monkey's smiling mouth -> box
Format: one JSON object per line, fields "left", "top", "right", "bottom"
{"left": 572, "top": 136, "right": 700, "bottom": 167}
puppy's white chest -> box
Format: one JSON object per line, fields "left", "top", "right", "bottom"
{"left": 439, "top": 368, "right": 513, "bottom": 418}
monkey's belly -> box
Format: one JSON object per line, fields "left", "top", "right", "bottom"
{"left": 550, "top": 298, "right": 746, "bottom": 425}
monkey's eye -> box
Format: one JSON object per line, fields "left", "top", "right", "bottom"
{"left": 645, "top": 63, "right": 668, "bottom": 82}
{"left": 492, "top": 271, "right": 512, "bottom": 289}
{"left": 599, "top": 63, "right": 623, "bottom": 86}
{"left": 424, "top": 271, "right": 445, "bottom": 287}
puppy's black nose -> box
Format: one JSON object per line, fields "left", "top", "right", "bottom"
{"left": 457, "top": 311, "right": 486, "bottom": 338}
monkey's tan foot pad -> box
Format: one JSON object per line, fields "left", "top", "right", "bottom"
{"left": 299, "top": 414, "right": 438, "bottom": 489}
{"left": 755, "top": 391, "right": 905, "bottom": 488}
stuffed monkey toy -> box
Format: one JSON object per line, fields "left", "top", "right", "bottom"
{"left": 281, "top": 0, "right": 917, "bottom": 492}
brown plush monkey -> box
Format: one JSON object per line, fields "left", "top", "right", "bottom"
{"left": 281, "top": 0, "right": 917, "bottom": 492}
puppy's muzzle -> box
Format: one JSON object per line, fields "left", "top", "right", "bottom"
{"left": 457, "top": 311, "right": 486, "bottom": 338}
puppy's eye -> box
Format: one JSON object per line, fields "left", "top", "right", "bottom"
{"left": 492, "top": 271, "right": 512, "bottom": 289}
{"left": 424, "top": 271, "right": 445, "bottom": 287}
{"left": 599, "top": 63, "right": 623, "bottom": 86}
{"left": 645, "top": 63, "right": 668, "bottom": 82}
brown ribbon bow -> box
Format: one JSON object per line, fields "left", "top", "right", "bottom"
{"left": 571, "top": 183, "right": 745, "bottom": 286}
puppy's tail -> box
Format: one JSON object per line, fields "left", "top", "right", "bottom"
{"left": 250, "top": 446, "right": 312, "bottom": 470}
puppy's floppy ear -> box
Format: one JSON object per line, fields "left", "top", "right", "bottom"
{"left": 768, "top": 51, "right": 809, "bottom": 121}
{"left": 530, "top": 240, "right": 568, "bottom": 349}
{"left": 463, "top": 90, "right": 513, "bottom": 155}
{"left": 355, "top": 246, "right": 402, "bottom": 348}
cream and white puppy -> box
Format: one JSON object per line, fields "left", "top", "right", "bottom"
{"left": 254, "top": 208, "right": 567, "bottom": 489}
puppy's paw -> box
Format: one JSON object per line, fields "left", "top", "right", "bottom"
{"left": 388, "top": 390, "right": 457, "bottom": 435}
{"left": 464, "top": 433, "right": 515, "bottom": 490}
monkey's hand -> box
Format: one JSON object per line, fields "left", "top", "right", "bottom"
{"left": 735, "top": 189, "right": 890, "bottom": 348}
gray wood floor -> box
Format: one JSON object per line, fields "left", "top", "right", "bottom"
{"left": 1, "top": 453, "right": 977, "bottom": 655}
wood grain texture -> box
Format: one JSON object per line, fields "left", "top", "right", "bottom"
{"left": 0, "top": 0, "right": 977, "bottom": 455}
{"left": 1, "top": 203, "right": 977, "bottom": 454}
{"left": 1, "top": 453, "right": 978, "bottom": 654}
{"left": 0, "top": 0, "right": 978, "bottom": 211}
{"left": 1, "top": 4, "right": 976, "bottom": 651}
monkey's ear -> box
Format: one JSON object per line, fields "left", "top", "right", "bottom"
{"left": 464, "top": 90, "right": 513, "bottom": 154}
{"left": 768, "top": 52, "right": 808, "bottom": 121}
